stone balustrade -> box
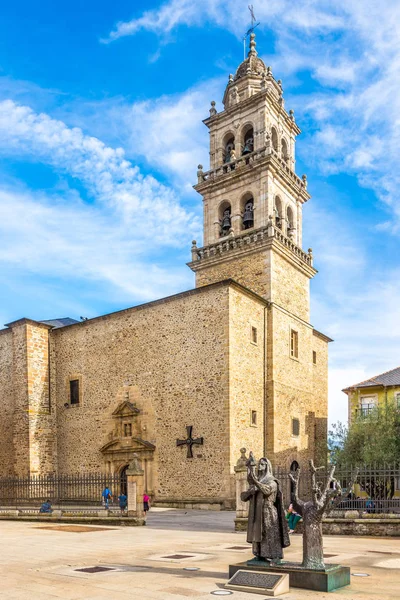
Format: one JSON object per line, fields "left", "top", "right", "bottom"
{"left": 191, "top": 223, "right": 313, "bottom": 267}
{"left": 197, "top": 147, "right": 305, "bottom": 190}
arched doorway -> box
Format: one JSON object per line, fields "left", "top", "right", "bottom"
{"left": 120, "top": 465, "right": 128, "bottom": 496}
{"left": 290, "top": 461, "right": 299, "bottom": 500}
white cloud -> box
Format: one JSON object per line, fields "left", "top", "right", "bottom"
{"left": 103, "top": 0, "right": 345, "bottom": 43}
{"left": 0, "top": 99, "right": 200, "bottom": 245}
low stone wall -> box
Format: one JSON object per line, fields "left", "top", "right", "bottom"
{"left": 235, "top": 515, "right": 400, "bottom": 536}
{"left": 0, "top": 509, "right": 144, "bottom": 526}
{"left": 154, "top": 498, "right": 235, "bottom": 511}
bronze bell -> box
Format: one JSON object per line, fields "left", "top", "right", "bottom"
{"left": 221, "top": 209, "right": 231, "bottom": 235}
{"left": 242, "top": 137, "right": 254, "bottom": 155}
{"left": 243, "top": 202, "right": 254, "bottom": 229}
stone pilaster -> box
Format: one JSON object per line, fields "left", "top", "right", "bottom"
{"left": 7, "top": 319, "right": 57, "bottom": 476}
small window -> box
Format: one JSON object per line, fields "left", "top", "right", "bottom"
{"left": 251, "top": 326, "right": 258, "bottom": 344}
{"left": 124, "top": 423, "right": 132, "bottom": 437}
{"left": 290, "top": 329, "right": 299, "bottom": 359}
{"left": 251, "top": 410, "right": 257, "bottom": 426}
{"left": 313, "top": 350, "right": 317, "bottom": 364}
{"left": 292, "top": 418, "right": 300, "bottom": 436}
{"left": 396, "top": 393, "right": 400, "bottom": 409}
{"left": 70, "top": 379, "right": 80, "bottom": 405}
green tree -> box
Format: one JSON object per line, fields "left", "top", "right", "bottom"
{"left": 329, "top": 402, "right": 400, "bottom": 465}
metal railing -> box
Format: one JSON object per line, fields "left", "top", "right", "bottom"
{"left": 0, "top": 473, "right": 125, "bottom": 510}
{"left": 274, "top": 463, "right": 400, "bottom": 515}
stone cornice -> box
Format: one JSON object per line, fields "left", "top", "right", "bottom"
{"left": 313, "top": 329, "right": 334, "bottom": 343}
{"left": 188, "top": 224, "right": 317, "bottom": 280}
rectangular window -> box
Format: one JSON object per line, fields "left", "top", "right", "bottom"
{"left": 124, "top": 423, "right": 132, "bottom": 437}
{"left": 290, "top": 329, "right": 299, "bottom": 359}
{"left": 359, "top": 396, "right": 377, "bottom": 417}
{"left": 70, "top": 379, "right": 80, "bottom": 405}
{"left": 395, "top": 392, "right": 400, "bottom": 409}
{"left": 313, "top": 350, "right": 317, "bottom": 364}
{"left": 251, "top": 326, "right": 258, "bottom": 345}
{"left": 292, "top": 418, "right": 300, "bottom": 436}
{"left": 251, "top": 410, "right": 257, "bottom": 426}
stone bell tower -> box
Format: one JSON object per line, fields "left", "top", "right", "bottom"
{"left": 189, "top": 33, "right": 329, "bottom": 469}
{"left": 189, "top": 32, "right": 315, "bottom": 322}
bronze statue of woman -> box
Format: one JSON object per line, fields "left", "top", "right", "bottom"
{"left": 241, "top": 455, "right": 290, "bottom": 562}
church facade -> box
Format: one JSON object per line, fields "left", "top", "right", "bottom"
{"left": 0, "top": 34, "right": 330, "bottom": 509}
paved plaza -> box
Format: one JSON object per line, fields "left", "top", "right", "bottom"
{"left": 1, "top": 508, "right": 399, "bottom": 599}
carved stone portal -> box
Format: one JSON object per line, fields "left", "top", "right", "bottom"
{"left": 100, "top": 399, "right": 155, "bottom": 495}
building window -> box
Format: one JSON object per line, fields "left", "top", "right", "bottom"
{"left": 124, "top": 423, "right": 132, "bottom": 437}
{"left": 359, "top": 396, "right": 377, "bottom": 417}
{"left": 396, "top": 393, "right": 400, "bottom": 409}
{"left": 292, "top": 418, "right": 300, "bottom": 436}
{"left": 313, "top": 351, "right": 317, "bottom": 364}
{"left": 290, "top": 329, "right": 299, "bottom": 359}
{"left": 251, "top": 326, "right": 258, "bottom": 345}
{"left": 70, "top": 379, "right": 80, "bottom": 405}
{"left": 251, "top": 410, "right": 257, "bottom": 426}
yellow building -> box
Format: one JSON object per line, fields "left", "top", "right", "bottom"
{"left": 343, "top": 366, "right": 400, "bottom": 424}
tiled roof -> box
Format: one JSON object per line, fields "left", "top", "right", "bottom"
{"left": 40, "top": 317, "right": 79, "bottom": 329}
{"left": 343, "top": 366, "right": 400, "bottom": 392}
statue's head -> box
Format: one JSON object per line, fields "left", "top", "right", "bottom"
{"left": 258, "top": 457, "right": 273, "bottom": 476}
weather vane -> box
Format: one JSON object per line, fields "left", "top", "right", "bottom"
{"left": 243, "top": 5, "right": 260, "bottom": 59}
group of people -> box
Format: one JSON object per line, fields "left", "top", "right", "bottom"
{"left": 101, "top": 487, "right": 151, "bottom": 516}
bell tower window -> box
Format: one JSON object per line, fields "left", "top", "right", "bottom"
{"left": 223, "top": 134, "right": 235, "bottom": 164}
{"left": 219, "top": 201, "right": 232, "bottom": 237}
{"left": 242, "top": 126, "right": 254, "bottom": 156}
{"left": 241, "top": 193, "right": 254, "bottom": 230}
{"left": 271, "top": 127, "right": 278, "bottom": 152}
{"left": 274, "top": 196, "right": 283, "bottom": 229}
{"left": 286, "top": 206, "right": 295, "bottom": 239}
{"left": 281, "top": 138, "right": 289, "bottom": 162}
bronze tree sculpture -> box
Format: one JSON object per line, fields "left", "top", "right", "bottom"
{"left": 289, "top": 460, "right": 358, "bottom": 570}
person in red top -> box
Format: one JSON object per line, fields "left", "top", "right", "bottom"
{"left": 143, "top": 493, "right": 150, "bottom": 518}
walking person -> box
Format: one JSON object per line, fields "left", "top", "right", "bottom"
{"left": 118, "top": 492, "right": 127, "bottom": 515}
{"left": 102, "top": 486, "right": 113, "bottom": 509}
{"left": 143, "top": 492, "right": 150, "bottom": 519}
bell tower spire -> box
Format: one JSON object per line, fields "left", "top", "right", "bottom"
{"left": 188, "top": 37, "right": 315, "bottom": 322}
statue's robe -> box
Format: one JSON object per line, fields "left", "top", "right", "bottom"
{"left": 242, "top": 476, "right": 290, "bottom": 560}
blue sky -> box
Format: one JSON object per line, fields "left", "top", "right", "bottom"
{"left": 1, "top": 0, "right": 400, "bottom": 425}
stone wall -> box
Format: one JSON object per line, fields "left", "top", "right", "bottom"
{"left": 195, "top": 247, "right": 272, "bottom": 300}
{"left": 266, "top": 304, "right": 328, "bottom": 469}
{"left": 271, "top": 251, "right": 310, "bottom": 322}
{"left": 229, "top": 287, "right": 265, "bottom": 472}
{"left": 52, "top": 283, "right": 237, "bottom": 504}
{"left": 0, "top": 330, "right": 14, "bottom": 476}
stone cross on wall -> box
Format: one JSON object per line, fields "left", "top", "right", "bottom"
{"left": 176, "top": 425, "right": 203, "bottom": 458}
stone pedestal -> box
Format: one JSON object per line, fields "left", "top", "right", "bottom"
{"left": 126, "top": 453, "right": 145, "bottom": 523}
{"left": 229, "top": 561, "right": 350, "bottom": 592}
{"left": 234, "top": 448, "right": 249, "bottom": 530}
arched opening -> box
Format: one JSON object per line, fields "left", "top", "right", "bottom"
{"left": 287, "top": 206, "right": 295, "bottom": 239}
{"left": 219, "top": 201, "right": 232, "bottom": 237}
{"left": 242, "top": 125, "right": 254, "bottom": 155}
{"left": 223, "top": 133, "right": 235, "bottom": 164}
{"left": 271, "top": 127, "right": 278, "bottom": 152}
{"left": 281, "top": 137, "right": 289, "bottom": 162}
{"left": 290, "top": 461, "right": 299, "bottom": 500}
{"left": 274, "top": 196, "right": 282, "bottom": 229}
{"left": 120, "top": 464, "right": 128, "bottom": 496}
{"left": 240, "top": 193, "right": 254, "bottom": 230}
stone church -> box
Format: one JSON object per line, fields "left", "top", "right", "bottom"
{"left": 0, "top": 34, "right": 330, "bottom": 509}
